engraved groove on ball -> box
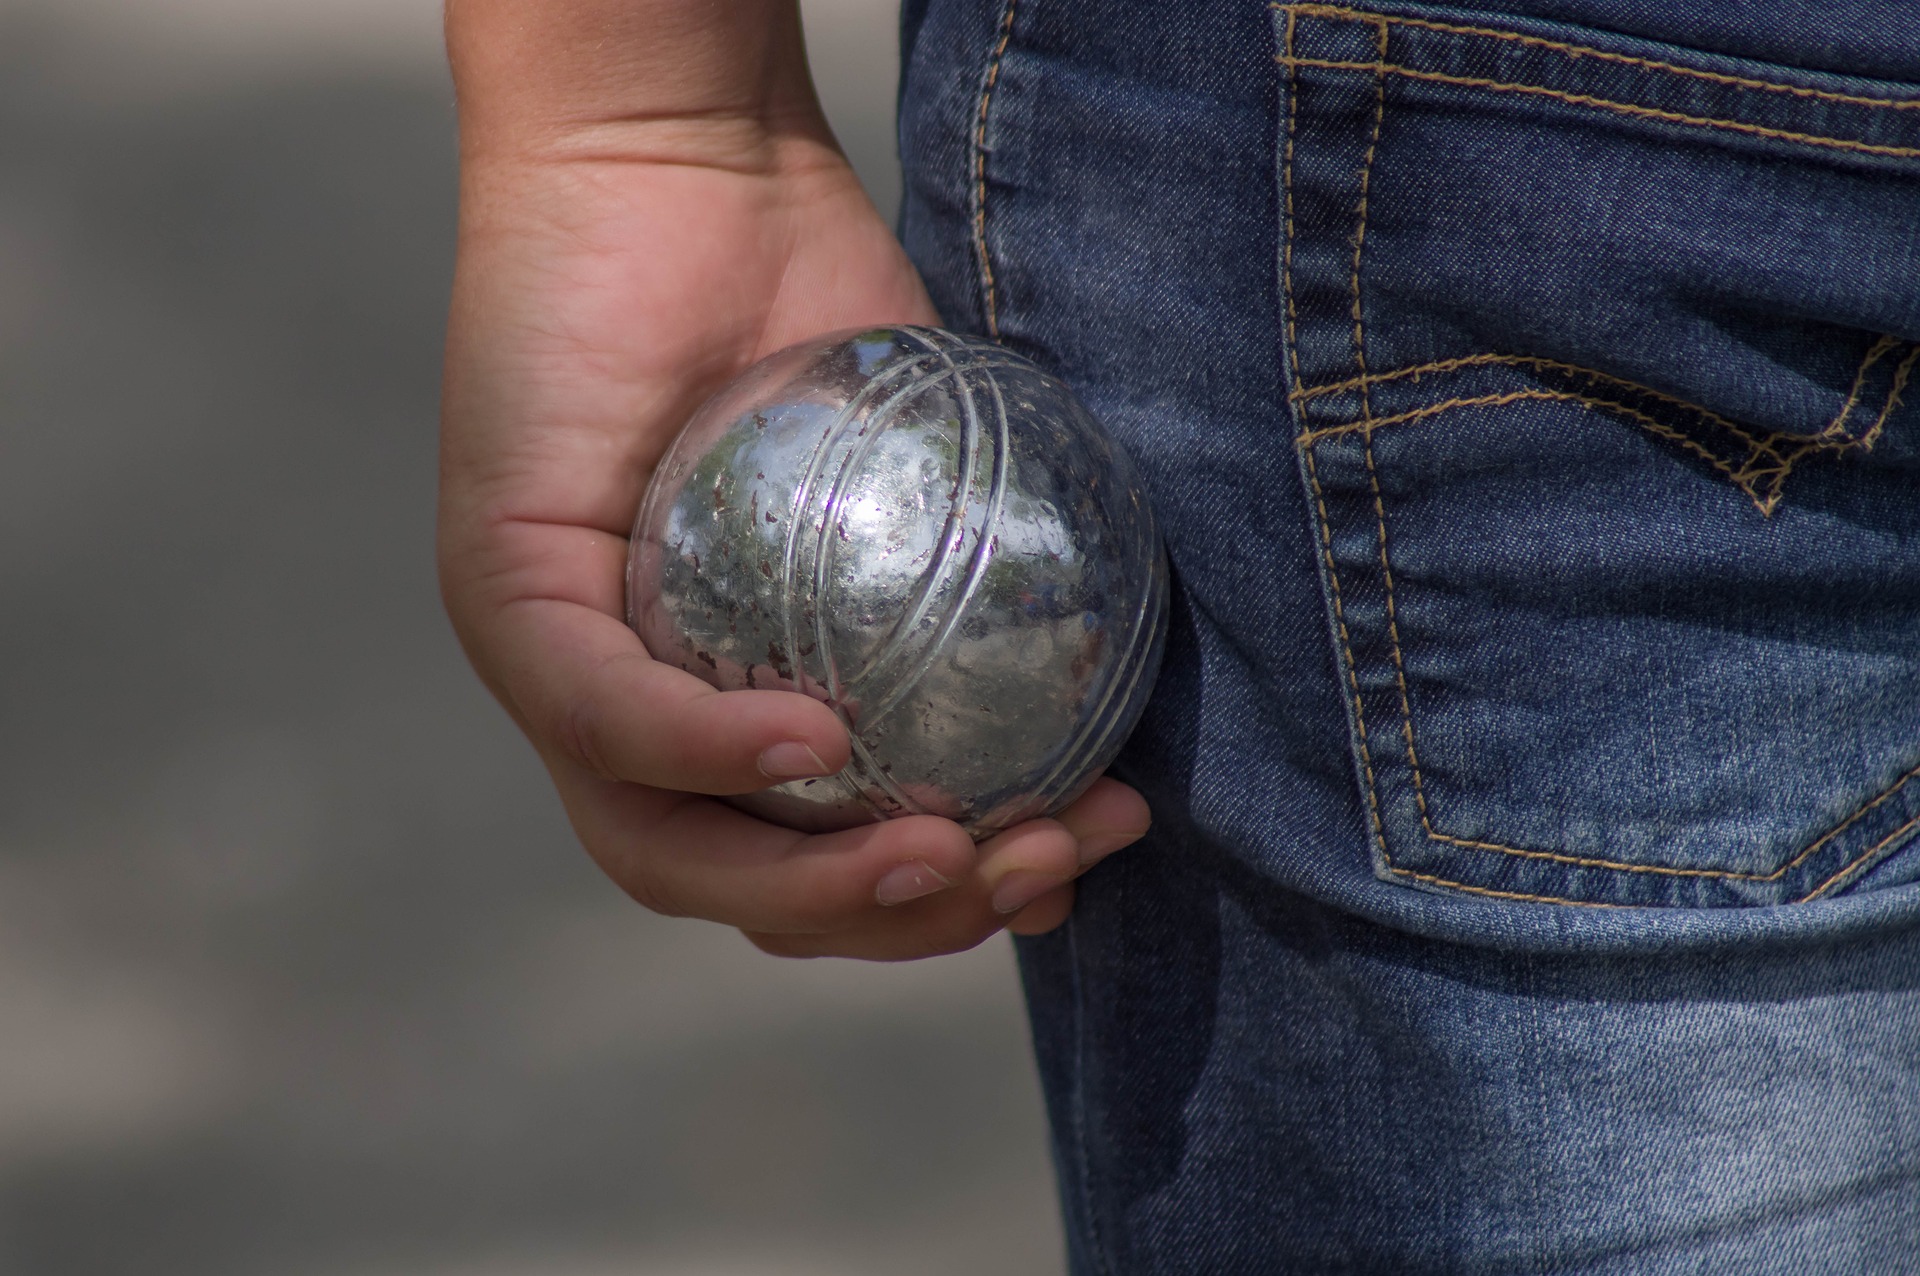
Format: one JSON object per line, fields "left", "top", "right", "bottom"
{"left": 850, "top": 354, "right": 1011, "bottom": 735}
{"left": 628, "top": 326, "right": 1169, "bottom": 838}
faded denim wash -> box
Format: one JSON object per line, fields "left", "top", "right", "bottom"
{"left": 899, "top": 0, "right": 1920, "bottom": 1270}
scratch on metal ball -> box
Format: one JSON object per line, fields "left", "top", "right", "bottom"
{"left": 627, "top": 327, "right": 1168, "bottom": 838}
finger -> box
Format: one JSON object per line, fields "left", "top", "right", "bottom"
{"left": 510, "top": 601, "right": 852, "bottom": 795}
{"left": 1004, "top": 882, "right": 1076, "bottom": 936}
{"left": 738, "top": 818, "right": 1085, "bottom": 961}
{"left": 988, "top": 781, "right": 1151, "bottom": 940}
{"left": 1050, "top": 776, "right": 1153, "bottom": 867}
{"left": 553, "top": 762, "right": 980, "bottom": 931}
{"left": 977, "top": 817, "right": 1085, "bottom": 919}
{"left": 743, "top": 914, "right": 1008, "bottom": 963}
{"left": 994, "top": 781, "right": 1150, "bottom": 938}
{"left": 443, "top": 506, "right": 852, "bottom": 794}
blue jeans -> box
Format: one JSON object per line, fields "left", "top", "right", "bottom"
{"left": 899, "top": 1, "right": 1920, "bottom": 1270}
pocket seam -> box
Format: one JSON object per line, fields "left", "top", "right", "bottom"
{"left": 1291, "top": 346, "right": 1920, "bottom": 514}
{"left": 1827, "top": 334, "right": 1917, "bottom": 444}
{"left": 971, "top": 0, "right": 1021, "bottom": 338}
{"left": 1306, "top": 389, "right": 1920, "bottom": 902}
{"left": 1275, "top": 0, "right": 1920, "bottom": 514}
{"left": 1288, "top": 349, "right": 1919, "bottom": 513}
{"left": 1279, "top": 2, "right": 1920, "bottom": 907}
{"left": 1289, "top": 3, "right": 1920, "bottom": 111}
{"left": 1272, "top": 3, "right": 1920, "bottom": 161}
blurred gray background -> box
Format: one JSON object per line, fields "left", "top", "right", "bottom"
{"left": 0, "top": 2, "right": 1064, "bottom": 1272}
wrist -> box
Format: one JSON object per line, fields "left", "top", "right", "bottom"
{"left": 446, "top": 0, "right": 830, "bottom": 171}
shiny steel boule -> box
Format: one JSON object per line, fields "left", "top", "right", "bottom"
{"left": 626, "top": 326, "right": 1168, "bottom": 837}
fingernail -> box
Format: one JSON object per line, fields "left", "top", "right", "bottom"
{"left": 758, "top": 741, "right": 831, "bottom": 780}
{"left": 876, "top": 860, "right": 953, "bottom": 907}
{"left": 1077, "top": 830, "right": 1146, "bottom": 867}
{"left": 992, "top": 870, "right": 1068, "bottom": 916}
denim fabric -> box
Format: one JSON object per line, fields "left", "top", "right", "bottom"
{"left": 899, "top": 1, "right": 1920, "bottom": 1271}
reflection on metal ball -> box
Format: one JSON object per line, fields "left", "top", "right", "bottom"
{"left": 626, "top": 326, "right": 1169, "bottom": 838}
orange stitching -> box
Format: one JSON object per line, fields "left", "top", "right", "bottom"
{"left": 1351, "top": 27, "right": 1431, "bottom": 876}
{"left": 1292, "top": 344, "right": 1917, "bottom": 506}
{"left": 1310, "top": 379, "right": 1920, "bottom": 880}
{"left": 1281, "top": 6, "right": 1304, "bottom": 393}
{"left": 1304, "top": 446, "right": 1391, "bottom": 854}
{"left": 1300, "top": 387, "right": 1770, "bottom": 496}
{"left": 972, "top": 0, "right": 1019, "bottom": 338}
{"left": 1297, "top": 389, "right": 1614, "bottom": 441}
{"left": 1294, "top": 353, "right": 1774, "bottom": 455}
{"left": 1386, "top": 866, "right": 1631, "bottom": 908}
{"left": 1350, "top": 21, "right": 1388, "bottom": 419}
{"left": 1377, "top": 496, "right": 1433, "bottom": 833}
{"left": 1827, "top": 335, "right": 1902, "bottom": 438}
{"left": 1802, "top": 809, "right": 1920, "bottom": 901}
{"left": 1309, "top": 377, "right": 1920, "bottom": 882}
{"left": 1278, "top": 3, "right": 1920, "bottom": 111}
{"left": 1860, "top": 344, "right": 1920, "bottom": 450}
{"left": 1768, "top": 759, "right": 1920, "bottom": 879}
{"left": 1307, "top": 404, "right": 1920, "bottom": 887}
{"left": 1272, "top": 24, "right": 1920, "bottom": 502}
{"left": 1275, "top": 57, "right": 1920, "bottom": 159}
{"left": 1429, "top": 757, "right": 1920, "bottom": 883}
{"left": 1284, "top": 5, "right": 1920, "bottom": 909}
{"left": 1764, "top": 338, "right": 1919, "bottom": 485}
{"left": 1284, "top": 9, "right": 1390, "bottom": 860}
{"left": 1427, "top": 831, "right": 1778, "bottom": 879}
{"left": 1299, "top": 385, "right": 1920, "bottom": 513}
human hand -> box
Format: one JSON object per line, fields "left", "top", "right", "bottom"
{"left": 438, "top": 0, "right": 1149, "bottom": 959}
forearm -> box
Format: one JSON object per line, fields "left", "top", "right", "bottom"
{"left": 445, "top": 0, "right": 828, "bottom": 165}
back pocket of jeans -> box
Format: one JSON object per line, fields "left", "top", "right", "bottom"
{"left": 1275, "top": 2, "right": 1920, "bottom": 907}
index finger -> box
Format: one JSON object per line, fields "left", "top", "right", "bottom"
{"left": 444, "top": 514, "right": 851, "bottom": 793}
{"left": 550, "top": 759, "right": 981, "bottom": 932}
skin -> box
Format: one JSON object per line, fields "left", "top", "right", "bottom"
{"left": 439, "top": 0, "right": 1151, "bottom": 961}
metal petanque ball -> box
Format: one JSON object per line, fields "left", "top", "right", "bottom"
{"left": 626, "top": 326, "right": 1168, "bottom": 838}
